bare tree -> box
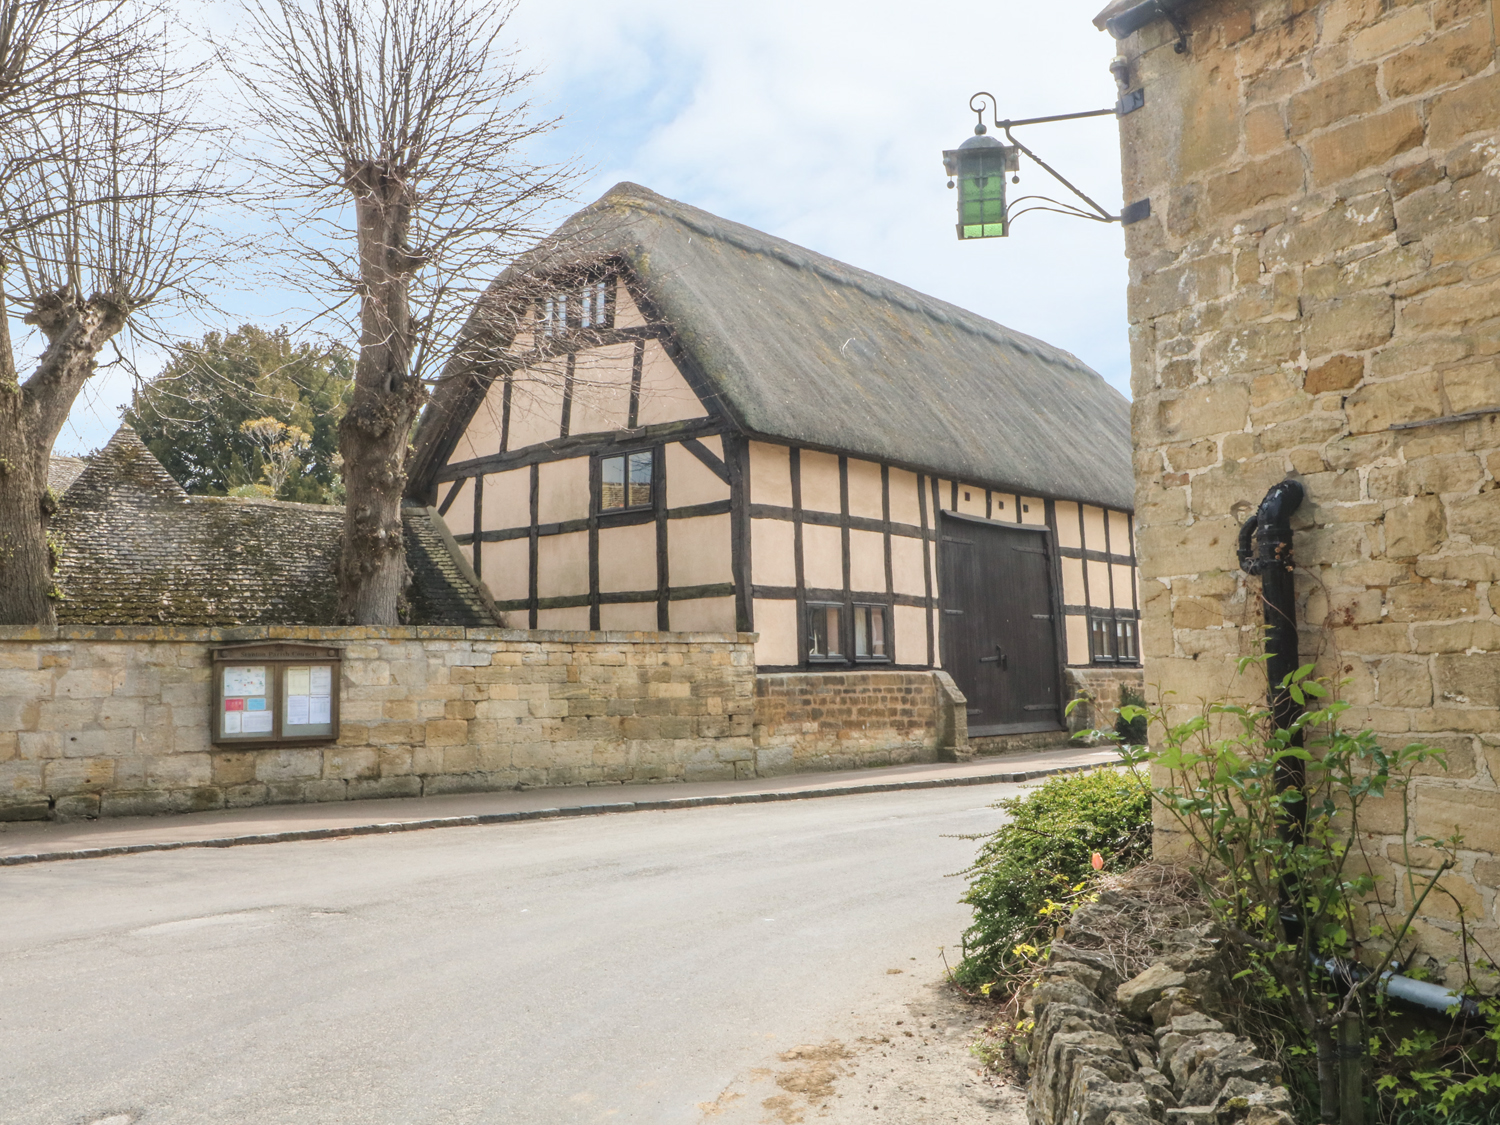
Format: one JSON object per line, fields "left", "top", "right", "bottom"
{"left": 234, "top": 0, "right": 573, "bottom": 625}
{"left": 0, "top": 1, "right": 226, "bottom": 625}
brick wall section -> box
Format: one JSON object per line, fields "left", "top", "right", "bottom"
{"left": 752, "top": 670, "right": 969, "bottom": 773}
{"left": 1112, "top": 0, "right": 1500, "bottom": 978}
{"left": 0, "top": 627, "right": 970, "bottom": 820}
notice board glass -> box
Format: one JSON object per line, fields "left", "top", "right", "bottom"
{"left": 210, "top": 643, "right": 342, "bottom": 747}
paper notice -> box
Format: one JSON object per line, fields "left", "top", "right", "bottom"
{"left": 246, "top": 697, "right": 267, "bottom": 711}
{"left": 242, "top": 710, "right": 274, "bottom": 734}
{"left": 286, "top": 667, "right": 311, "bottom": 696}
{"left": 222, "top": 711, "right": 242, "bottom": 735}
{"left": 309, "top": 696, "right": 331, "bottom": 724}
{"left": 286, "top": 695, "right": 310, "bottom": 726}
{"left": 224, "top": 697, "right": 245, "bottom": 712}
{"left": 223, "top": 666, "right": 266, "bottom": 697}
{"left": 310, "top": 666, "right": 332, "bottom": 696}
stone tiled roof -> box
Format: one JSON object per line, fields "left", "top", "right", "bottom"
{"left": 47, "top": 456, "right": 88, "bottom": 494}
{"left": 51, "top": 427, "right": 498, "bottom": 627}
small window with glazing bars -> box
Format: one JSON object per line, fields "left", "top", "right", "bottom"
{"left": 538, "top": 275, "right": 614, "bottom": 337}
{"left": 599, "top": 450, "right": 654, "bottom": 512}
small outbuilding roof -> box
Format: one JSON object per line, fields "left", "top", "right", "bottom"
{"left": 416, "top": 182, "right": 1133, "bottom": 511}
{"left": 51, "top": 427, "right": 498, "bottom": 627}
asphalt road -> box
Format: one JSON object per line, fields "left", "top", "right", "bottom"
{"left": 0, "top": 785, "right": 1024, "bottom": 1125}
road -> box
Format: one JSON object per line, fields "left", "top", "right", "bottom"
{"left": 0, "top": 786, "right": 1029, "bottom": 1124}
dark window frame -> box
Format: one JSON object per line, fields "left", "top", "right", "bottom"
{"left": 852, "top": 601, "right": 892, "bottom": 663}
{"left": 1088, "top": 611, "right": 1141, "bottom": 666}
{"left": 537, "top": 270, "right": 617, "bottom": 338}
{"left": 595, "top": 446, "right": 657, "bottom": 515}
{"left": 805, "top": 601, "right": 846, "bottom": 663}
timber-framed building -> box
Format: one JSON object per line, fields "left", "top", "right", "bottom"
{"left": 408, "top": 183, "right": 1140, "bottom": 737}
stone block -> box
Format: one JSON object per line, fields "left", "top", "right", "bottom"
{"left": 1304, "top": 355, "right": 1363, "bottom": 394}
{"left": 1287, "top": 64, "right": 1379, "bottom": 136}
{"left": 1308, "top": 105, "right": 1424, "bottom": 186}
{"left": 1347, "top": 373, "right": 1444, "bottom": 434}
{"left": 1427, "top": 70, "right": 1500, "bottom": 149}
{"left": 322, "top": 748, "right": 379, "bottom": 780}
{"left": 255, "top": 748, "right": 323, "bottom": 782}
{"left": 1448, "top": 490, "right": 1500, "bottom": 543}
{"left": 100, "top": 789, "right": 171, "bottom": 817}
{"left": 1376, "top": 657, "right": 1434, "bottom": 707}
{"left": 1117, "top": 964, "right": 1188, "bottom": 1020}
{"left": 1403, "top": 278, "right": 1500, "bottom": 330}
{"left": 1384, "top": 17, "right": 1492, "bottom": 99}
{"left": 1434, "top": 653, "right": 1500, "bottom": 706}
{"left": 1205, "top": 151, "right": 1305, "bottom": 218}
{"left": 347, "top": 775, "right": 423, "bottom": 800}
{"left": 147, "top": 753, "right": 211, "bottom": 788}
{"left": 1304, "top": 292, "right": 1394, "bottom": 356}
{"left": 1416, "top": 785, "right": 1500, "bottom": 853}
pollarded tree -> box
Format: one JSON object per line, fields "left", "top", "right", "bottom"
{"left": 0, "top": 0, "right": 225, "bottom": 625}
{"left": 234, "top": 0, "right": 574, "bottom": 625}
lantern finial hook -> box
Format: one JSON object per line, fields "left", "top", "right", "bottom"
{"left": 969, "top": 91, "right": 997, "bottom": 134}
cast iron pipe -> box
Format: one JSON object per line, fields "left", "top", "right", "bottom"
{"left": 1239, "top": 480, "right": 1307, "bottom": 938}
{"left": 1104, "top": 0, "right": 1189, "bottom": 49}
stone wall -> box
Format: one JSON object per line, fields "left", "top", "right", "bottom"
{"left": 1063, "top": 666, "right": 1150, "bottom": 738}
{"left": 1109, "top": 0, "right": 1500, "bottom": 972}
{"left": 0, "top": 626, "right": 970, "bottom": 821}
{"left": 752, "top": 670, "right": 969, "bottom": 772}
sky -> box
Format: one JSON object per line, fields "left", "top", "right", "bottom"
{"left": 52, "top": 0, "right": 1129, "bottom": 455}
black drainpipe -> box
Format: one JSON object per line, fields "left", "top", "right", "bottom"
{"left": 1237, "top": 480, "right": 1307, "bottom": 926}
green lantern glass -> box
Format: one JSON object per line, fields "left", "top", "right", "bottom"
{"left": 942, "top": 132, "right": 1018, "bottom": 240}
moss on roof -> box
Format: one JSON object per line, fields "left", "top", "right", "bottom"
{"left": 51, "top": 428, "right": 497, "bottom": 627}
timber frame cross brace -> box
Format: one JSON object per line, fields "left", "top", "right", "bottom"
{"left": 959, "top": 91, "right": 1151, "bottom": 230}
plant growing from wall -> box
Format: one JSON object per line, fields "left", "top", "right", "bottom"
{"left": 1108, "top": 659, "right": 1500, "bottom": 1123}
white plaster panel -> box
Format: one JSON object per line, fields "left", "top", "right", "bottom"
{"left": 889, "top": 468, "right": 922, "bottom": 527}
{"left": 598, "top": 523, "right": 659, "bottom": 594}
{"left": 614, "top": 278, "right": 646, "bottom": 328}
{"left": 956, "top": 484, "right": 985, "bottom": 517}
{"left": 600, "top": 601, "right": 659, "bottom": 632}
{"left": 537, "top": 458, "right": 590, "bottom": 525}
{"left": 801, "top": 523, "right": 843, "bottom": 590}
{"left": 934, "top": 480, "right": 953, "bottom": 512}
{"left": 849, "top": 528, "right": 885, "bottom": 595}
{"left": 846, "top": 458, "right": 883, "bottom": 520}
{"left": 1020, "top": 496, "right": 1045, "bottom": 525}
{"left": 991, "top": 493, "right": 1018, "bottom": 523}
{"left": 1087, "top": 560, "right": 1112, "bottom": 608}
{"left": 1082, "top": 505, "right": 1108, "bottom": 551}
{"left": 536, "top": 606, "right": 590, "bottom": 631}
{"left": 894, "top": 605, "right": 927, "bottom": 666}
{"left": 667, "top": 513, "right": 732, "bottom": 587}
{"left": 890, "top": 534, "right": 926, "bottom": 596}
{"left": 449, "top": 379, "right": 505, "bottom": 463}
{"left": 1113, "top": 563, "right": 1136, "bottom": 609}
{"left": 670, "top": 597, "right": 735, "bottom": 633}
{"left": 750, "top": 442, "right": 793, "bottom": 507}
{"left": 442, "top": 478, "right": 475, "bottom": 536}
{"left": 753, "top": 599, "right": 799, "bottom": 666}
{"left": 799, "top": 450, "right": 841, "bottom": 514}
{"left": 537, "top": 531, "right": 590, "bottom": 599}
{"left": 1062, "top": 557, "right": 1087, "bottom": 606}
{"left": 482, "top": 538, "right": 531, "bottom": 603}
{"left": 666, "top": 441, "right": 731, "bottom": 508}
{"left": 1066, "top": 615, "right": 1091, "bottom": 666}
{"left": 506, "top": 367, "right": 567, "bottom": 450}
{"left": 567, "top": 342, "right": 636, "bottom": 436}
{"left": 482, "top": 468, "right": 531, "bottom": 531}
{"left": 1055, "top": 501, "right": 1082, "bottom": 548}
{"left": 634, "top": 340, "right": 707, "bottom": 425}
{"left": 1108, "top": 509, "right": 1133, "bottom": 556}
{"left": 751, "top": 518, "right": 797, "bottom": 587}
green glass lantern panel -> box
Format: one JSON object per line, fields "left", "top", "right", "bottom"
{"left": 957, "top": 147, "right": 1007, "bottom": 239}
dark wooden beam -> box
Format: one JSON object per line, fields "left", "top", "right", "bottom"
{"left": 436, "top": 417, "right": 726, "bottom": 481}
{"left": 682, "top": 437, "right": 731, "bottom": 485}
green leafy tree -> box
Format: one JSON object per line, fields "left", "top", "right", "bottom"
{"left": 125, "top": 326, "right": 352, "bottom": 503}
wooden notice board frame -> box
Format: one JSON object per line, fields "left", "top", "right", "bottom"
{"left": 210, "top": 642, "right": 343, "bottom": 749}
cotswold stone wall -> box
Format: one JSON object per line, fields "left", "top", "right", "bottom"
{"left": 1111, "top": 0, "right": 1500, "bottom": 975}
{"left": 752, "top": 670, "right": 970, "bottom": 772}
{"left": 0, "top": 627, "right": 969, "bottom": 820}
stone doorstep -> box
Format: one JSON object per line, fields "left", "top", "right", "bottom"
{"left": 0, "top": 752, "right": 1122, "bottom": 867}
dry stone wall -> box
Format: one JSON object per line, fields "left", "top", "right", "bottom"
{"left": 0, "top": 626, "right": 967, "bottom": 820}
{"left": 1111, "top": 0, "right": 1500, "bottom": 973}
{"left": 1027, "top": 892, "right": 1291, "bottom": 1125}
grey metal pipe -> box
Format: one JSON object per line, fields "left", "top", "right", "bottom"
{"left": 1315, "top": 956, "right": 1480, "bottom": 1017}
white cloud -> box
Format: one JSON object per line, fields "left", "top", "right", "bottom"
{"left": 53, "top": 0, "right": 1130, "bottom": 454}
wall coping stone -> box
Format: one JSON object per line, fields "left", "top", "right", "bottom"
{"left": 0, "top": 625, "right": 760, "bottom": 644}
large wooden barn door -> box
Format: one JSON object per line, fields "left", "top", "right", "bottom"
{"left": 938, "top": 515, "right": 1062, "bottom": 736}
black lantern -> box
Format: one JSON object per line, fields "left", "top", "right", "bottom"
{"left": 943, "top": 128, "right": 1019, "bottom": 240}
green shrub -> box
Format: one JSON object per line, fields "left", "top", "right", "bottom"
{"left": 1115, "top": 685, "right": 1148, "bottom": 746}
{"left": 953, "top": 769, "right": 1151, "bottom": 993}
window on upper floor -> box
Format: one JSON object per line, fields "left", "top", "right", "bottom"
{"left": 538, "top": 276, "right": 614, "bottom": 337}
{"left": 599, "top": 450, "right": 654, "bottom": 512}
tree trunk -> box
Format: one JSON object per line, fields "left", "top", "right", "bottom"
{"left": 0, "top": 290, "right": 127, "bottom": 625}
{"left": 336, "top": 164, "right": 429, "bottom": 625}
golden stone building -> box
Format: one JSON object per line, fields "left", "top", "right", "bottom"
{"left": 1096, "top": 0, "right": 1500, "bottom": 970}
